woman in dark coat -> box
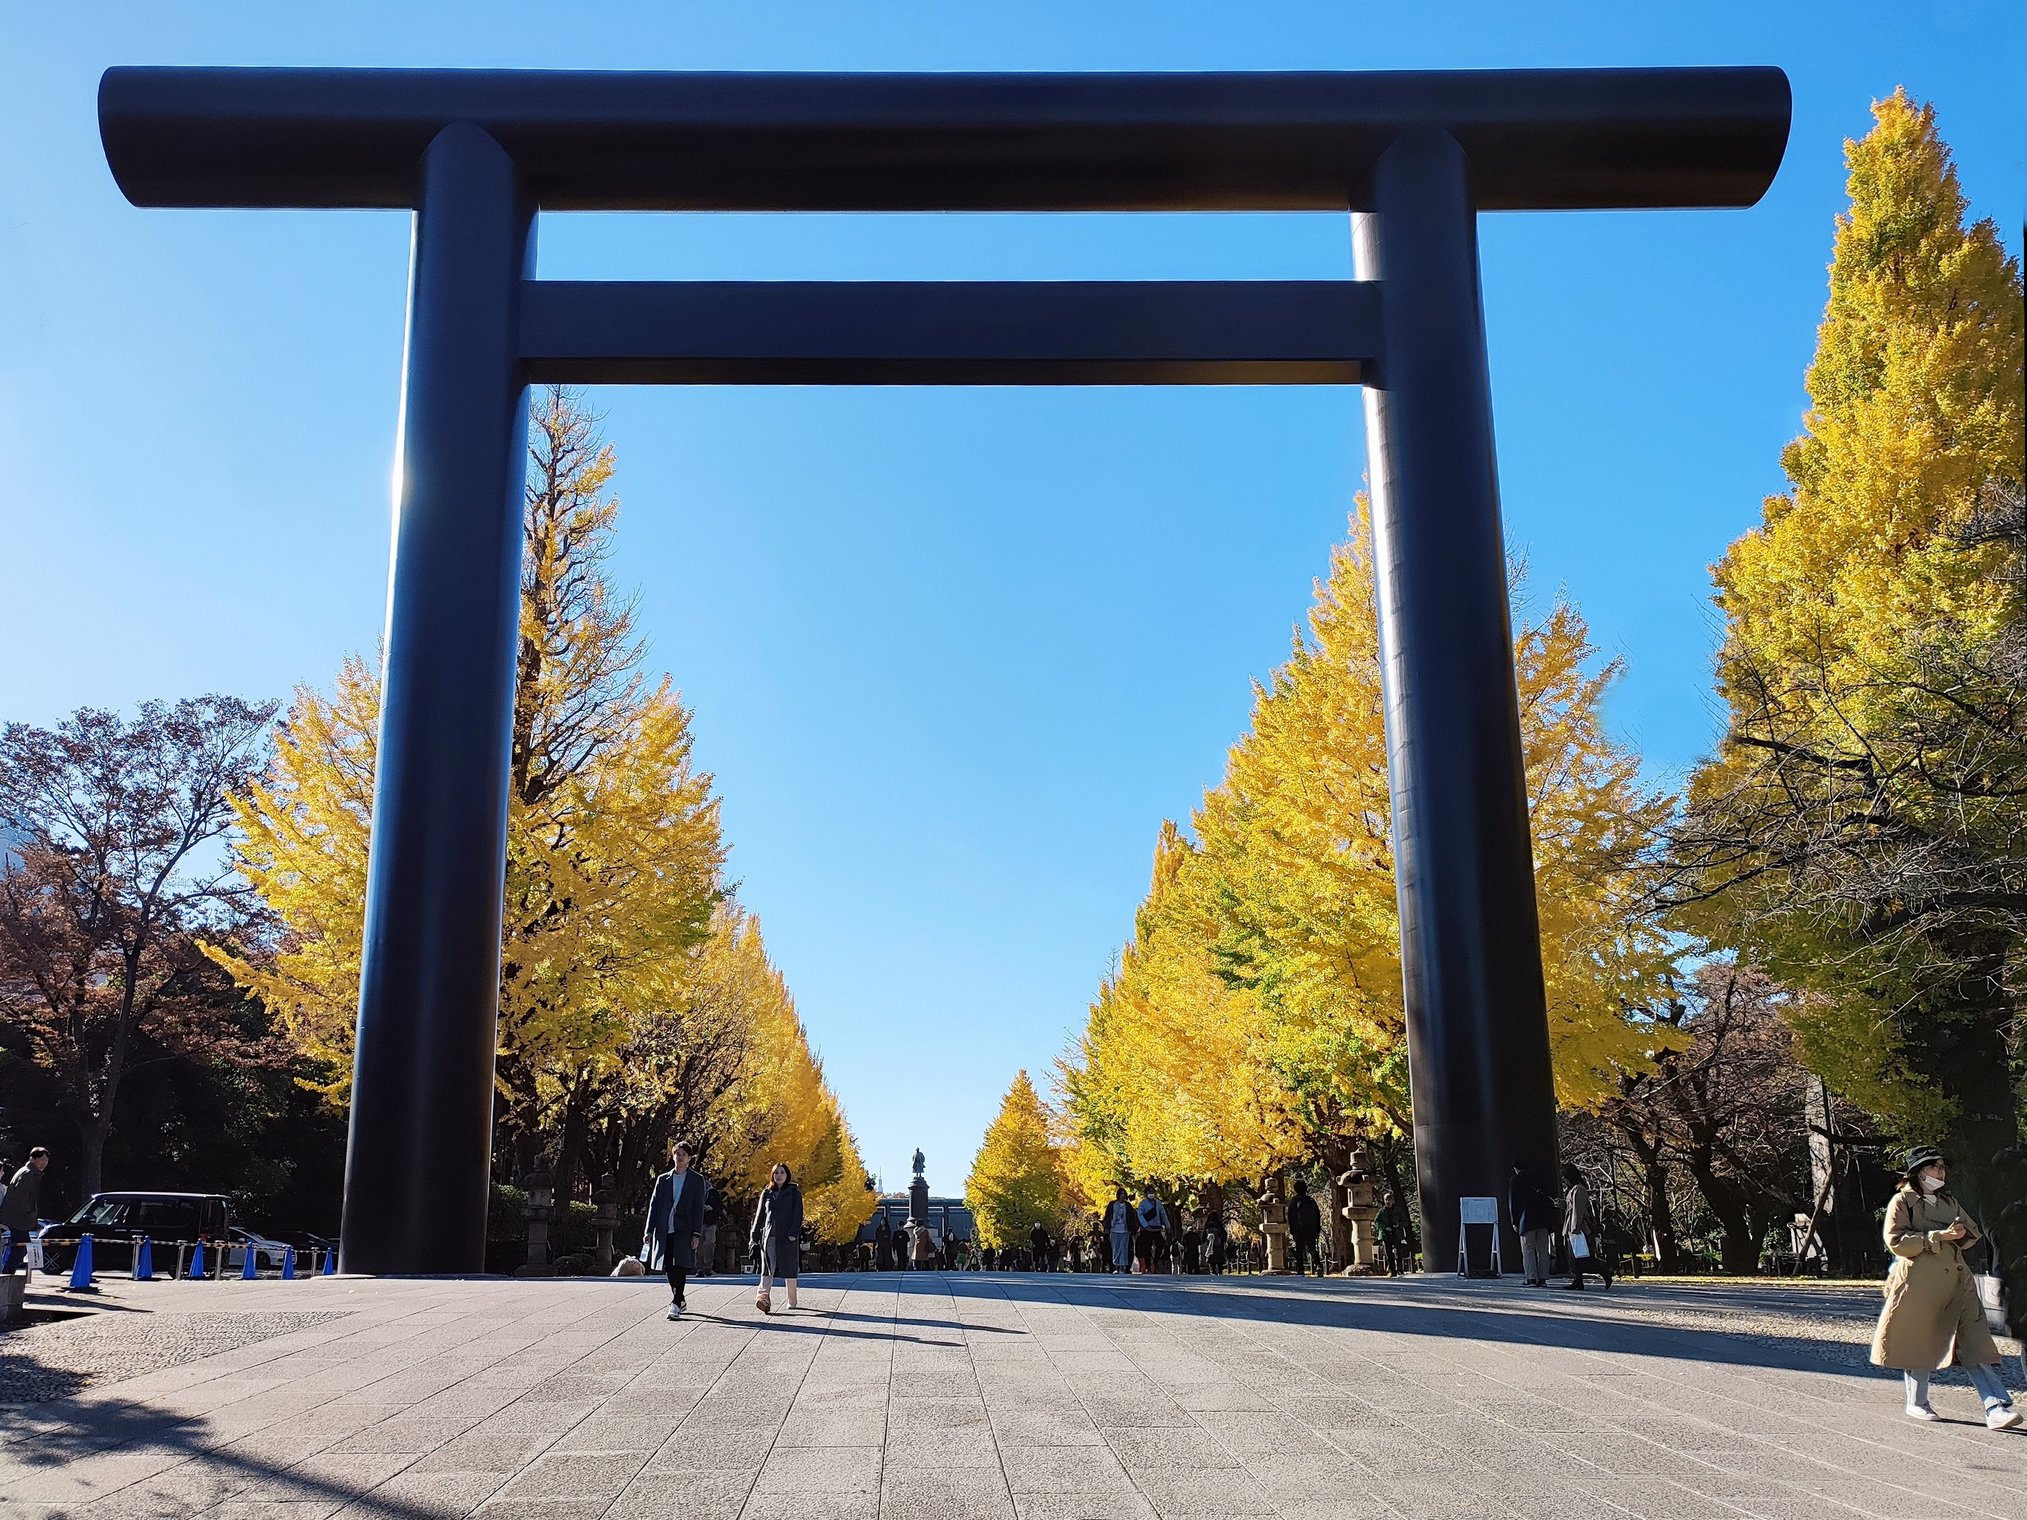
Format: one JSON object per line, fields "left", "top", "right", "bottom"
{"left": 751, "top": 1162, "right": 804, "bottom": 1312}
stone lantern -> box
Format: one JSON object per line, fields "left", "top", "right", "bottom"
{"left": 592, "top": 1176, "right": 619, "bottom": 1272}
{"left": 515, "top": 1160, "right": 556, "bottom": 1278}
{"left": 1338, "top": 1148, "right": 1383, "bottom": 1273}
{"left": 1258, "top": 1179, "right": 1290, "bottom": 1274}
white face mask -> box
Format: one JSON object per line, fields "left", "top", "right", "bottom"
{"left": 1919, "top": 1174, "right": 1946, "bottom": 1194}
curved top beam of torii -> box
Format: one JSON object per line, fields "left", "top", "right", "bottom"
{"left": 100, "top": 66, "right": 1790, "bottom": 213}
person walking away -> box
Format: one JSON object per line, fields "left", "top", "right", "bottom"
{"left": 1289, "top": 1178, "right": 1324, "bottom": 1277}
{"left": 751, "top": 1162, "right": 803, "bottom": 1313}
{"left": 698, "top": 1182, "right": 723, "bottom": 1276}
{"left": 874, "top": 1214, "right": 893, "bottom": 1272}
{"left": 642, "top": 1141, "right": 709, "bottom": 1320}
{"left": 1104, "top": 1187, "right": 1134, "bottom": 1273}
{"left": 1873, "top": 1149, "right": 2021, "bottom": 1429}
{"left": 1204, "top": 1208, "right": 1228, "bottom": 1275}
{"left": 1134, "top": 1190, "right": 1167, "bottom": 1274}
{"left": 1561, "top": 1165, "right": 1611, "bottom": 1291}
{"left": 1510, "top": 1163, "right": 1555, "bottom": 1287}
{"left": 1, "top": 1148, "right": 50, "bottom": 1274}
{"left": 910, "top": 1220, "right": 938, "bottom": 1271}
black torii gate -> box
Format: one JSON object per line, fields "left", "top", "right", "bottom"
{"left": 100, "top": 66, "right": 1789, "bottom": 1276}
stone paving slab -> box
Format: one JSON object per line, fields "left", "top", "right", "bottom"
{"left": 0, "top": 1272, "right": 2022, "bottom": 1520}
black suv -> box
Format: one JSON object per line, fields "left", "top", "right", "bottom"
{"left": 35, "top": 1191, "right": 230, "bottom": 1275}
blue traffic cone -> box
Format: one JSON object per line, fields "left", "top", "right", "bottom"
{"left": 240, "top": 1243, "right": 259, "bottom": 1280}
{"left": 281, "top": 1245, "right": 296, "bottom": 1281}
{"left": 135, "top": 1235, "right": 154, "bottom": 1281}
{"left": 190, "top": 1239, "right": 207, "bottom": 1279}
{"left": 323, "top": 1245, "right": 337, "bottom": 1276}
{"left": 68, "top": 1234, "right": 95, "bottom": 1290}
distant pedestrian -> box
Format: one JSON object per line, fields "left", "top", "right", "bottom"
{"left": 641, "top": 1140, "right": 708, "bottom": 1321}
{"left": 1203, "top": 1209, "right": 1228, "bottom": 1275}
{"left": 1510, "top": 1163, "right": 1554, "bottom": 1287}
{"left": 1289, "top": 1178, "right": 1324, "bottom": 1277}
{"left": 1373, "top": 1191, "right": 1398, "bottom": 1277}
{"left": 1029, "top": 1221, "right": 1052, "bottom": 1272}
{"left": 874, "top": 1215, "right": 894, "bottom": 1272}
{"left": 1104, "top": 1187, "right": 1133, "bottom": 1273}
{"left": 1561, "top": 1165, "right": 1611, "bottom": 1291}
{"left": 751, "top": 1162, "right": 804, "bottom": 1313}
{"left": 1, "top": 1148, "right": 50, "bottom": 1273}
{"left": 698, "top": 1181, "right": 723, "bottom": 1276}
{"left": 1873, "top": 1148, "right": 2021, "bottom": 1429}
{"left": 910, "top": 1221, "right": 938, "bottom": 1270}
{"left": 1134, "top": 1191, "right": 1169, "bottom": 1274}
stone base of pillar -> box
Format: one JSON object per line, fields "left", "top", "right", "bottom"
{"left": 1263, "top": 1223, "right": 1291, "bottom": 1274}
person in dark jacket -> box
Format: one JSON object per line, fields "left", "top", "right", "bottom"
{"left": 641, "top": 1140, "right": 709, "bottom": 1320}
{"left": 751, "top": 1162, "right": 803, "bottom": 1312}
{"left": 698, "top": 1182, "right": 724, "bottom": 1277}
{"left": 1203, "top": 1208, "right": 1228, "bottom": 1275}
{"left": 1029, "top": 1221, "right": 1053, "bottom": 1272}
{"left": 0, "top": 1148, "right": 49, "bottom": 1273}
{"left": 1562, "top": 1164, "right": 1612, "bottom": 1291}
{"left": 874, "top": 1215, "right": 894, "bottom": 1272}
{"left": 1289, "top": 1177, "right": 1325, "bottom": 1276}
{"left": 1104, "top": 1188, "right": 1133, "bottom": 1273}
{"left": 1509, "top": 1162, "right": 1555, "bottom": 1287}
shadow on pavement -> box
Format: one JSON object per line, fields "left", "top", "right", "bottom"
{"left": 806, "top": 1269, "right": 1907, "bottom": 1385}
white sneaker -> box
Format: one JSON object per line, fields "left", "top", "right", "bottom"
{"left": 1986, "top": 1404, "right": 2023, "bottom": 1431}
{"left": 666, "top": 1302, "right": 682, "bottom": 1321}
{"left": 1905, "top": 1403, "right": 1940, "bottom": 1422}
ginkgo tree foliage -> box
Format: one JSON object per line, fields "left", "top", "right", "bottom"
{"left": 215, "top": 388, "right": 874, "bottom": 1238}
{"left": 1670, "top": 90, "right": 2024, "bottom": 1310}
{"left": 1060, "top": 505, "right": 1676, "bottom": 1194}
{"left": 968, "top": 1070, "right": 1073, "bottom": 1249}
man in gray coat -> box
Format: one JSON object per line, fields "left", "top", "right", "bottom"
{"left": 642, "top": 1141, "right": 709, "bottom": 1320}
{"left": 1, "top": 1148, "right": 50, "bottom": 1273}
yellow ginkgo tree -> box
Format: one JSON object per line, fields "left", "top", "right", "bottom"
{"left": 1061, "top": 503, "right": 1676, "bottom": 1197}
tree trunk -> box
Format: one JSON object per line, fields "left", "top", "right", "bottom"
{"left": 551, "top": 1075, "right": 593, "bottom": 1206}
{"left": 79, "top": 1114, "right": 109, "bottom": 1199}
{"left": 1324, "top": 1141, "right": 1352, "bottom": 1271}
{"left": 1641, "top": 1152, "right": 1681, "bottom": 1273}
{"left": 1907, "top": 940, "right": 2023, "bottom": 1333}
{"left": 1688, "top": 1161, "right": 1760, "bottom": 1273}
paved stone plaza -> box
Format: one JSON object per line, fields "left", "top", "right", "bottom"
{"left": 1, "top": 1271, "right": 2022, "bottom": 1520}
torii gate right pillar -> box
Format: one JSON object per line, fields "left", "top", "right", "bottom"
{"left": 1355, "top": 128, "right": 1559, "bottom": 1274}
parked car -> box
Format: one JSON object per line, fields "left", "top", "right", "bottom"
{"left": 221, "top": 1226, "right": 291, "bottom": 1273}
{"left": 35, "top": 1192, "right": 230, "bottom": 1275}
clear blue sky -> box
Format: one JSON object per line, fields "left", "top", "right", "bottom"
{"left": 2, "top": 3, "right": 2021, "bottom": 1198}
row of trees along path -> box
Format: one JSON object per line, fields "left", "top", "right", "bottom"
{"left": 1027, "top": 91, "right": 2022, "bottom": 1316}
{"left": 2, "top": 389, "right": 877, "bottom": 1248}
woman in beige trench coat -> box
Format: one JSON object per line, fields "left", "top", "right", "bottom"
{"left": 1871, "top": 1147, "right": 2021, "bottom": 1429}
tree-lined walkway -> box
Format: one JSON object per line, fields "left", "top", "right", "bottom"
{"left": 0, "top": 1273, "right": 2021, "bottom": 1519}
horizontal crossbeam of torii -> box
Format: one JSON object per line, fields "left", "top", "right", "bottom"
{"left": 99, "top": 67, "right": 1790, "bottom": 1277}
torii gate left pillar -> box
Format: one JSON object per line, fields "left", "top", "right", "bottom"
{"left": 99, "top": 66, "right": 1789, "bottom": 1275}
